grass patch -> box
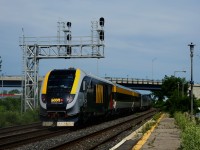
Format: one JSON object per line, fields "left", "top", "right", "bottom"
{"left": 0, "top": 97, "right": 39, "bottom": 128}
{"left": 0, "top": 109, "right": 39, "bottom": 128}
{"left": 141, "top": 121, "right": 155, "bottom": 134}
{"left": 174, "top": 112, "right": 200, "bottom": 149}
{"left": 141, "top": 112, "right": 162, "bottom": 134}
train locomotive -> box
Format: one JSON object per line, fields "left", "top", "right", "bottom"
{"left": 40, "top": 68, "right": 151, "bottom": 126}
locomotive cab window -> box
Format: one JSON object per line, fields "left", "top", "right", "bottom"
{"left": 47, "top": 70, "right": 75, "bottom": 93}
{"left": 82, "top": 80, "right": 86, "bottom": 91}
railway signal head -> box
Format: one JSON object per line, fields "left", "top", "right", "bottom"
{"left": 67, "top": 34, "right": 72, "bottom": 41}
{"left": 67, "top": 22, "right": 71, "bottom": 28}
{"left": 99, "top": 30, "right": 104, "bottom": 41}
{"left": 99, "top": 17, "right": 105, "bottom": 27}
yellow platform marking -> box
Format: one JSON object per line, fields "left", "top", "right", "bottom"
{"left": 132, "top": 113, "right": 165, "bottom": 150}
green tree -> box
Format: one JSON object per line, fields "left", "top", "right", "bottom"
{"left": 0, "top": 98, "right": 39, "bottom": 127}
{"left": 152, "top": 75, "right": 190, "bottom": 114}
{"left": 193, "top": 98, "right": 200, "bottom": 114}
{"left": 161, "top": 75, "right": 188, "bottom": 98}
{"left": 0, "top": 97, "right": 21, "bottom": 112}
{"left": 2, "top": 90, "right": 7, "bottom": 94}
{"left": 8, "top": 89, "right": 20, "bottom": 94}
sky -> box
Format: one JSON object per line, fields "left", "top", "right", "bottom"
{"left": 0, "top": 0, "right": 200, "bottom": 83}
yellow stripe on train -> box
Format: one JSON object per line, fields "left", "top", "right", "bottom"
{"left": 112, "top": 85, "right": 140, "bottom": 97}
{"left": 70, "top": 69, "right": 81, "bottom": 94}
{"left": 42, "top": 71, "right": 51, "bottom": 94}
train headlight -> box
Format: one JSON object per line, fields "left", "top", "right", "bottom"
{"left": 66, "top": 95, "right": 74, "bottom": 104}
{"left": 41, "top": 94, "right": 47, "bottom": 103}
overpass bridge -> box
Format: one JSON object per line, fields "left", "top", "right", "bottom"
{"left": 0, "top": 76, "right": 162, "bottom": 90}
{"left": 0, "top": 76, "right": 43, "bottom": 88}
{"left": 105, "top": 77, "right": 162, "bottom": 90}
{"left": 0, "top": 76, "right": 23, "bottom": 87}
{"left": 1, "top": 76, "right": 200, "bottom": 98}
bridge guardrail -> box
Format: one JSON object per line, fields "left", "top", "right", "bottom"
{"left": 105, "top": 77, "right": 163, "bottom": 85}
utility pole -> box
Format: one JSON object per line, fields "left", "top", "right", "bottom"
{"left": 152, "top": 57, "right": 157, "bottom": 80}
{"left": 188, "top": 42, "right": 195, "bottom": 116}
{"left": 0, "top": 56, "right": 2, "bottom": 96}
{"left": 0, "top": 56, "right": 2, "bottom": 72}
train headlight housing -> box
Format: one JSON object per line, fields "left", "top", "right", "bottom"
{"left": 66, "top": 95, "right": 74, "bottom": 104}
{"left": 41, "top": 94, "right": 47, "bottom": 103}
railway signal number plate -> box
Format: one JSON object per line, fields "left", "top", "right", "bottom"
{"left": 51, "top": 98, "right": 63, "bottom": 104}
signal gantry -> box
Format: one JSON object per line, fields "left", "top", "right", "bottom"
{"left": 19, "top": 18, "right": 105, "bottom": 111}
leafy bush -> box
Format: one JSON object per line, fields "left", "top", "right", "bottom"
{"left": 151, "top": 76, "right": 193, "bottom": 114}
{"left": 0, "top": 109, "right": 39, "bottom": 128}
{"left": 0, "top": 111, "right": 21, "bottom": 127}
{"left": 0, "top": 97, "right": 21, "bottom": 112}
{"left": 174, "top": 112, "right": 200, "bottom": 149}
{"left": 175, "top": 112, "right": 193, "bottom": 129}
{"left": 20, "top": 109, "right": 39, "bottom": 124}
{"left": 0, "top": 98, "right": 39, "bottom": 128}
{"left": 152, "top": 112, "right": 162, "bottom": 121}
{"left": 182, "top": 125, "right": 200, "bottom": 150}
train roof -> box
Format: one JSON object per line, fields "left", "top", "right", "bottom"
{"left": 49, "top": 68, "right": 140, "bottom": 95}
{"left": 51, "top": 68, "right": 114, "bottom": 85}
{"left": 85, "top": 71, "right": 114, "bottom": 85}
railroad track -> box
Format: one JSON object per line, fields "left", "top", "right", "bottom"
{"left": 50, "top": 109, "right": 156, "bottom": 150}
{"left": 16, "top": 109, "right": 157, "bottom": 150}
{"left": 0, "top": 123, "right": 71, "bottom": 149}
{"left": 0, "top": 122, "right": 41, "bottom": 136}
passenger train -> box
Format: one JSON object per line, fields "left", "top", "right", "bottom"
{"left": 40, "top": 68, "right": 151, "bottom": 126}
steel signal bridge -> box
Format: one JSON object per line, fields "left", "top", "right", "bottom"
{"left": 19, "top": 18, "right": 105, "bottom": 111}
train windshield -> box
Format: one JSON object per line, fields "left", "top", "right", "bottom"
{"left": 47, "top": 70, "right": 75, "bottom": 94}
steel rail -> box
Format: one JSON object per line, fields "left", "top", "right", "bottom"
{"left": 49, "top": 109, "right": 156, "bottom": 150}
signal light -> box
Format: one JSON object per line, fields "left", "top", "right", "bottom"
{"left": 99, "top": 17, "right": 104, "bottom": 27}
{"left": 67, "top": 34, "right": 72, "bottom": 41}
{"left": 67, "top": 22, "right": 71, "bottom": 28}
{"left": 99, "top": 30, "right": 104, "bottom": 41}
{"left": 67, "top": 46, "right": 72, "bottom": 55}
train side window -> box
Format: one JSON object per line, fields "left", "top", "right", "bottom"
{"left": 96, "top": 84, "right": 104, "bottom": 104}
{"left": 83, "top": 80, "right": 86, "bottom": 91}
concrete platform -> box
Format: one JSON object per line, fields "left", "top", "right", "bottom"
{"left": 111, "top": 114, "right": 181, "bottom": 150}
{"left": 135, "top": 114, "right": 181, "bottom": 150}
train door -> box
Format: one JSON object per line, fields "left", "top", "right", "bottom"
{"left": 85, "top": 78, "right": 95, "bottom": 112}
{"left": 83, "top": 78, "right": 103, "bottom": 113}
{"left": 95, "top": 83, "right": 104, "bottom": 114}
{"left": 79, "top": 77, "right": 94, "bottom": 113}
{"left": 103, "top": 84, "right": 112, "bottom": 111}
